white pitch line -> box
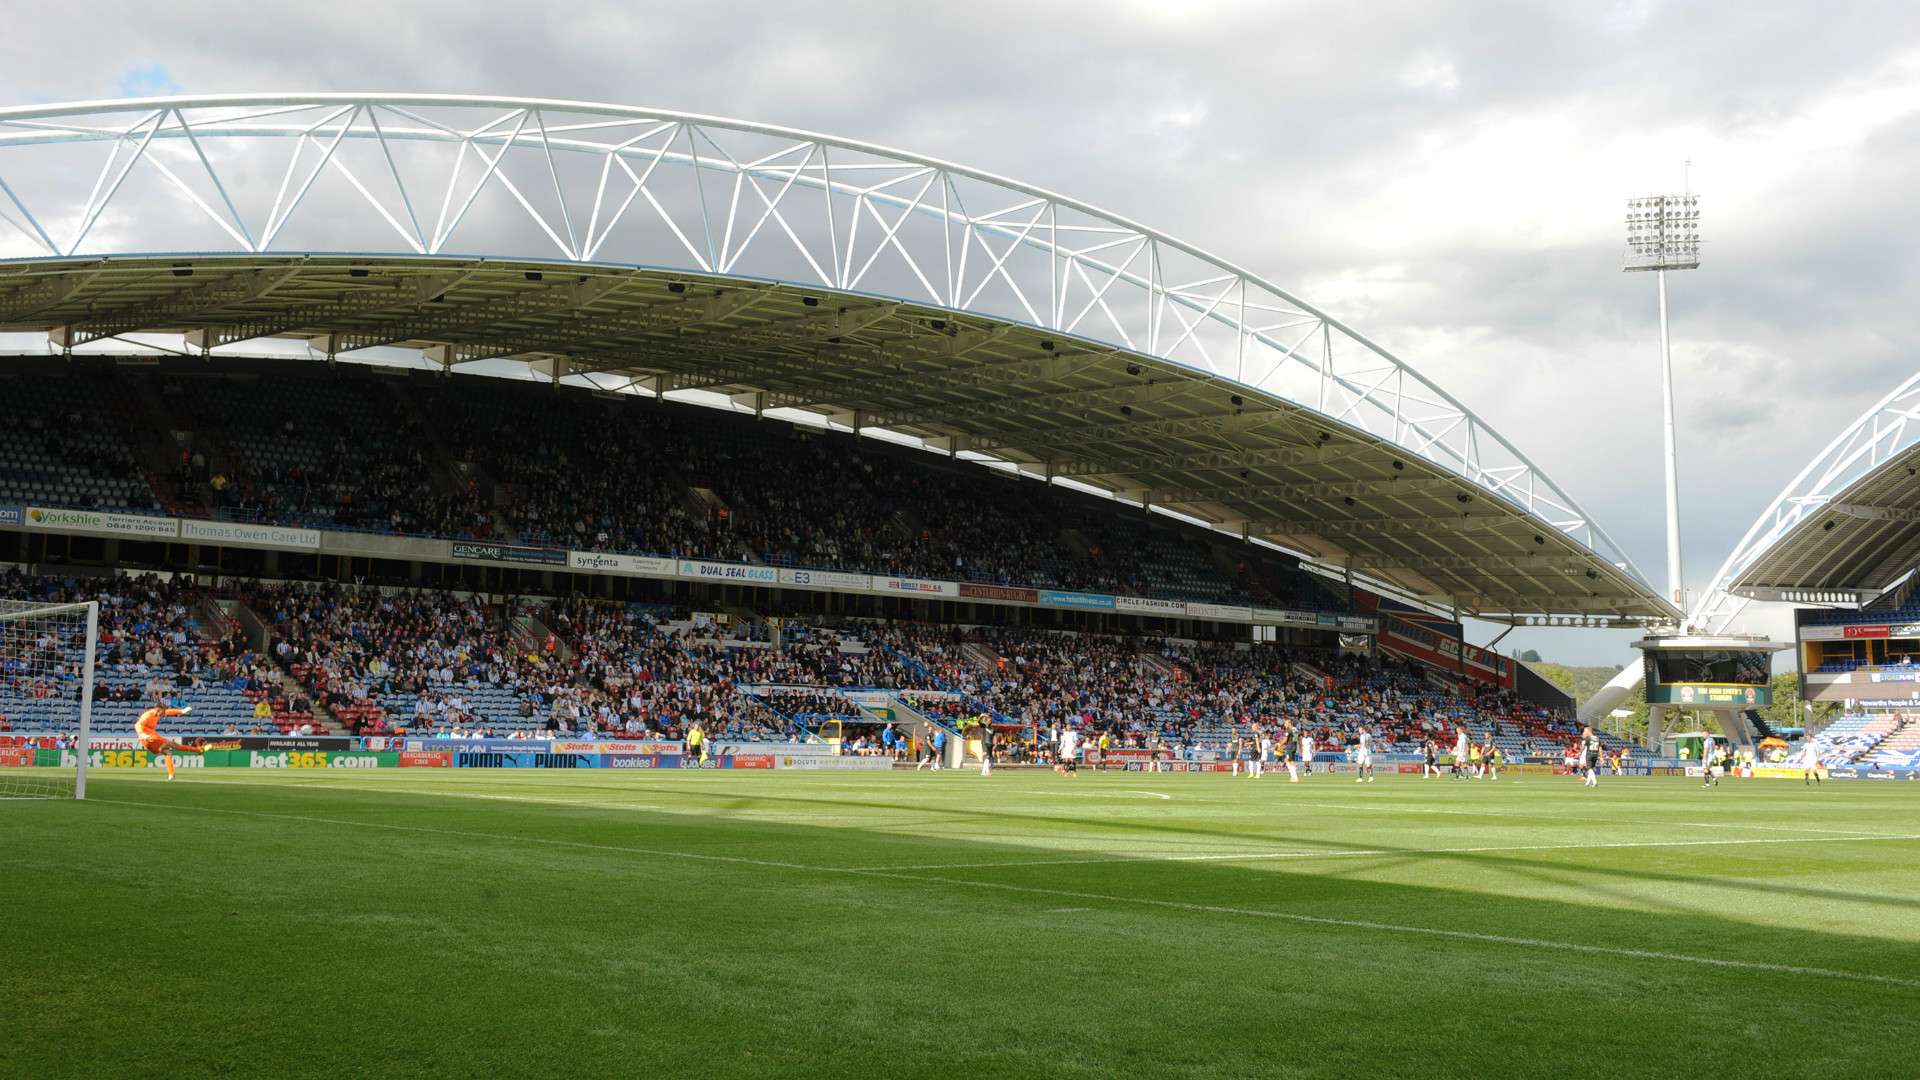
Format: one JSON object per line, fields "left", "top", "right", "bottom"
{"left": 81, "top": 796, "right": 1920, "bottom": 991}
{"left": 848, "top": 831, "right": 1920, "bottom": 871}
{"left": 1056, "top": 789, "right": 1173, "bottom": 800}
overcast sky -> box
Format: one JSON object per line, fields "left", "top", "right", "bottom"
{"left": 5, "top": 1, "right": 1919, "bottom": 664}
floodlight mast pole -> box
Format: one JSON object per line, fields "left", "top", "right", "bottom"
{"left": 1658, "top": 267, "right": 1682, "bottom": 613}
{"left": 1624, "top": 191, "right": 1701, "bottom": 616}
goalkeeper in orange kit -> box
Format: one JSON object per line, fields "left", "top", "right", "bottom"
{"left": 135, "top": 704, "right": 235, "bottom": 780}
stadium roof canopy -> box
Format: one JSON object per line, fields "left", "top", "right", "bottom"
{"left": 0, "top": 94, "right": 1674, "bottom": 622}
{"left": 1695, "top": 371, "right": 1920, "bottom": 629}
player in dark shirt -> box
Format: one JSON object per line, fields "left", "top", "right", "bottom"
{"left": 1581, "top": 727, "right": 1602, "bottom": 788}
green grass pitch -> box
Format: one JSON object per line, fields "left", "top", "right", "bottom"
{"left": 4, "top": 767, "right": 1918, "bottom": 1079}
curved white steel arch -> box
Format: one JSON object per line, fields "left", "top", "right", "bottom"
{"left": 1577, "top": 371, "right": 1920, "bottom": 727}
{"left": 1692, "top": 370, "right": 1920, "bottom": 634}
{"left": 0, "top": 92, "right": 1652, "bottom": 590}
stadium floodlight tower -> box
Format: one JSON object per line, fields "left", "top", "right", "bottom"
{"left": 1624, "top": 191, "right": 1701, "bottom": 613}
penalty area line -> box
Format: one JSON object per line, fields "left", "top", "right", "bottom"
{"left": 84, "top": 796, "right": 1920, "bottom": 991}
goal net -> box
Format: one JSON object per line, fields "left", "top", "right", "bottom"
{"left": 0, "top": 599, "right": 97, "bottom": 800}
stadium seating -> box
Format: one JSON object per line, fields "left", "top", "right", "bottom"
{"left": 2, "top": 569, "right": 1603, "bottom": 754}
{"left": 0, "top": 570, "right": 314, "bottom": 738}
{"left": 1809, "top": 713, "right": 1920, "bottom": 768}
{"left": 1805, "top": 714, "right": 1907, "bottom": 765}
{"left": 0, "top": 373, "right": 159, "bottom": 512}
{"left": 7, "top": 365, "right": 1348, "bottom": 612}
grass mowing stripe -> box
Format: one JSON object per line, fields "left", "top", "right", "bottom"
{"left": 1258, "top": 796, "right": 1913, "bottom": 836}
{"left": 849, "top": 831, "right": 1920, "bottom": 869}
{"left": 167, "top": 771, "right": 1903, "bottom": 838}
{"left": 87, "top": 794, "right": 1920, "bottom": 991}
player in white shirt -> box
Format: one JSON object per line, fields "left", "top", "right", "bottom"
{"left": 1800, "top": 742, "right": 1824, "bottom": 786}
{"left": 1255, "top": 728, "right": 1273, "bottom": 779}
{"left": 1353, "top": 727, "right": 1375, "bottom": 783}
{"left": 1453, "top": 728, "right": 1470, "bottom": 781}
{"left": 1700, "top": 735, "right": 1718, "bottom": 788}
{"left": 1057, "top": 726, "right": 1080, "bottom": 777}
{"left": 1300, "top": 732, "right": 1316, "bottom": 778}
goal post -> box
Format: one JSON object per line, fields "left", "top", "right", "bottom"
{"left": 0, "top": 599, "right": 97, "bottom": 800}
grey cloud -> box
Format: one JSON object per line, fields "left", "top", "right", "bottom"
{"left": 5, "top": 0, "right": 1920, "bottom": 662}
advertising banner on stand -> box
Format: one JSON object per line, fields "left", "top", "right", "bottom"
{"left": 551, "top": 740, "right": 681, "bottom": 756}
{"left": 1039, "top": 590, "right": 1117, "bottom": 611}
{"left": 876, "top": 576, "right": 959, "bottom": 598}
{"left": 180, "top": 519, "right": 322, "bottom": 550}
{"left": 568, "top": 551, "right": 678, "bottom": 577}
{"left": 452, "top": 542, "right": 567, "bottom": 565}
{"left": 1186, "top": 602, "right": 1252, "bottom": 623}
{"left": 25, "top": 507, "right": 178, "bottom": 538}
{"left": 779, "top": 568, "right": 873, "bottom": 591}
{"left": 1114, "top": 596, "right": 1185, "bottom": 616}
{"left": 407, "top": 739, "right": 552, "bottom": 753}
{"left": 678, "top": 560, "right": 779, "bottom": 584}
{"left": 958, "top": 583, "right": 1040, "bottom": 604}
{"left": 234, "top": 736, "right": 355, "bottom": 751}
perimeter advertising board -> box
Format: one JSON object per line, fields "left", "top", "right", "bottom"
{"left": 774, "top": 755, "right": 894, "bottom": 770}
{"left": 59, "top": 749, "right": 205, "bottom": 769}
{"left": 605, "top": 753, "right": 682, "bottom": 769}
{"left": 241, "top": 751, "right": 396, "bottom": 769}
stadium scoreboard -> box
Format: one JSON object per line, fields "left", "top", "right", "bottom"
{"left": 1634, "top": 635, "right": 1786, "bottom": 708}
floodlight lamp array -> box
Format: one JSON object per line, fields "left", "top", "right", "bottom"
{"left": 1523, "top": 614, "right": 1620, "bottom": 628}
{"left": 1623, "top": 194, "right": 1702, "bottom": 269}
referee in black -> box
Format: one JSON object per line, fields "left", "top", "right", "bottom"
{"left": 978, "top": 718, "right": 996, "bottom": 777}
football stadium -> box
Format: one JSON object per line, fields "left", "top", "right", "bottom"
{"left": 1, "top": 95, "right": 1917, "bottom": 1079}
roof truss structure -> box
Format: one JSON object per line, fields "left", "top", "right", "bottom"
{"left": 0, "top": 94, "right": 1672, "bottom": 621}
